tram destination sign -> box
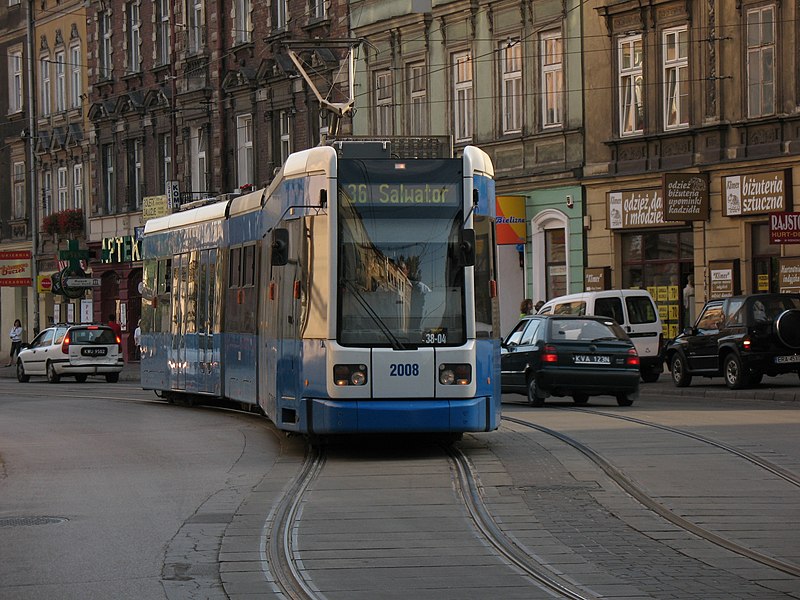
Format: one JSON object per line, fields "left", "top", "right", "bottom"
{"left": 662, "top": 173, "right": 709, "bottom": 221}
{"left": 342, "top": 182, "right": 460, "bottom": 206}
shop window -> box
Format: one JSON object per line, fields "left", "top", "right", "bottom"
{"left": 752, "top": 223, "right": 779, "bottom": 292}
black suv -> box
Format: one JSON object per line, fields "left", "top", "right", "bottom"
{"left": 663, "top": 293, "right": 800, "bottom": 389}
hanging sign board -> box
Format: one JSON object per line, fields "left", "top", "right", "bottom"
{"left": 0, "top": 251, "right": 32, "bottom": 287}
{"left": 722, "top": 170, "right": 791, "bottom": 216}
{"left": 662, "top": 173, "right": 709, "bottom": 221}
{"left": 607, "top": 189, "right": 665, "bottom": 229}
{"left": 769, "top": 212, "right": 800, "bottom": 244}
{"left": 779, "top": 258, "right": 800, "bottom": 293}
{"left": 708, "top": 259, "right": 740, "bottom": 299}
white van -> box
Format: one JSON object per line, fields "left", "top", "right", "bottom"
{"left": 537, "top": 290, "right": 663, "bottom": 382}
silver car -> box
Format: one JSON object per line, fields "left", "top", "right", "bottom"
{"left": 16, "top": 324, "right": 124, "bottom": 383}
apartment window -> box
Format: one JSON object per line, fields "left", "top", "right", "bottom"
{"left": 452, "top": 51, "right": 473, "bottom": 143}
{"left": 747, "top": 6, "right": 775, "bottom": 117}
{"left": 541, "top": 32, "right": 563, "bottom": 128}
{"left": 100, "top": 10, "right": 112, "bottom": 79}
{"left": 157, "top": 0, "right": 170, "bottom": 65}
{"left": 375, "top": 70, "right": 393, "bottom": 136}
{"left": 663, "top": 27, "right": 689, "bottom": 129}
{"left": 276, "top": 0, "right": 288, "bottom": 28}
{"left": 13, "top": 162, "right": 25, "bottom": 219}
{"left": 192, "top": 127, "right": 208, "bottom": 196}
{"left": 70, "top": 45, "right": 82, "bottom": 108}
{"left": 55, "top": 51, "right": 66, "bottom": 112}
{"left": 407, "top": 62, "right": 427, "bottom": 135}
{"left": 235, "top": 0, "right": 251, "bottom": 43}
{"left": 619, "top": 35, "right": 644, "bottom": 135}
{"left": 501, "top": 42, "right": 522, "bottom": 134}
{"left": 310, "top": 0, "right": 326, "bottom": 20}
{"left": 237, "top": 115, "right": 254, "bottom": 187}
{"left": 188, "top": 0, "right": 204, "bottom": 54}
{"left": 128, "top": 139, "right": 144, "bottom": 209}
{"left": 8, "top": 49, "right": 23, "bottom": 113}
{"left": 103, "top": 144, "right": 114, "bottom": 213}
{"left": 42, "top": 170, "right": 52, "bottom": 216}
{"left": 40, "top": 55, "right": 51, "bottom": 116}
{"left": 159, "top": 133, "right": 172, "bottom": 185}
{"left": 128, "top": 2, "right": 141, "bottom": 73}
{"left": 73, "top": 163, "right": 83, "bottom": 209}
{"left": 57, "top": 167, "right": 68, "bottom": 211}
{"left": 279, "top": 111, "right": 291, "bottom": 165}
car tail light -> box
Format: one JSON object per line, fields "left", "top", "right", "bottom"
{"left": 657, "top": 332, "right": 664, "bottom": 352}
{"left": 116, "top": 334, "right": 122, "bottom": 353}
{"left": 742, "top": 336, "right": 751, "bottom": 350}
{"left": 439, "top": 363, "right": 472, "bottom": 385}
{"left": 61, "top": 334, "right": 71, "bottom": 354}
{"left": 333, "top": 364, "right": 368, "bottom": 386}
{"left": 626, "top": 348, "right": 640, "bottom": 366}
{"left": 542, "top": 345, "right": 558, "bottom": 363}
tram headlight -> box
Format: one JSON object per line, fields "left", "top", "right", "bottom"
{"left": 439, "top": 363, "right": 472, "bottom": 385}
{"left": 333, "top": 364, "right": 368, "bottom": 386}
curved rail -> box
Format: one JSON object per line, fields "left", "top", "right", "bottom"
{"left": 446, "top": 446, "right": 597, "bottom": 600}
{"left": 503, "top": 415, "right": 800, "bottom": 578}
{"left": 263, "top": 446, "right": 327, "bottom": 600}
{"left": 563, "top": 407, "right": 800, "bottom": 488}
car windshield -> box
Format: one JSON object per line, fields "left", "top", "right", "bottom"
{"left": 548, "top": 318, "right": 628, "bottom": 341}
{"left": 70, "top": 328, "right": 117, "bottom": 344}
{"left": 750, "top": 296, "right": 800, "bottom": 323}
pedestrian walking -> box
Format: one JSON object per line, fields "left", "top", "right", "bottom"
{"left": 133, "top": 320, "right": 142, "bottom": 360}
{"left": 8, "top": 319, "right": 23, "bottom": 366}
{"left": 107, "top": 313, "right": 122, "bottom": 338}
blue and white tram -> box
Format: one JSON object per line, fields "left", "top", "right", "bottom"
{"left": 141, "top": 142, "right": 501, "bottom": 435}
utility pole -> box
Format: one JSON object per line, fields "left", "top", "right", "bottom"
{"left": 26, "top": 0, "right": 39, "bottom": 333}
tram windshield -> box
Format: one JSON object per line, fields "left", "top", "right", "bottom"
{"left": 337, "top": 158, "right": 466, "bottom": 348}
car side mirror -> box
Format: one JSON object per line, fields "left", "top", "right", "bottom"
{"left": 271, "top": 228, "right": 289, "bottom": 266}
{"left": 460, "top": 230, "right": 476, "bottom": 267}
{"left": 682, "top": 327, "right": 696, "bottom": 336}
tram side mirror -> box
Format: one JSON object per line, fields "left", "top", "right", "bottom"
{"left": 271, "top": 228, "right": 289, "bottom": 266}
{"left": 460, "top": 230, "right": 476, "bottom": 267}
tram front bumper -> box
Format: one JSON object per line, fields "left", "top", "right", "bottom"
{"left": 304, "top": 397, "right": 497, "bottom": 434}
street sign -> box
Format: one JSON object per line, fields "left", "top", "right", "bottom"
{"left": 37, "top": 275, "right": 53, "bottom": 293}
{"left": 64, "top": 277, "right": 101, "bottom": 287}
{"left": 166, "top": 180, "right": 180, "bottom": 210}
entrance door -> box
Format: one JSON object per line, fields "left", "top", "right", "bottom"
{"left": 170, "top": 253, "right": 187, "bottom": 390}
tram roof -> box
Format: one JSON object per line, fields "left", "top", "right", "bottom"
{"left": 144, "top": 199, "right": 231, "bottom": 234}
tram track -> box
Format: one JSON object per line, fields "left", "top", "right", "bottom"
{"left": 503, "top": 414, "right": 800, "bottom": 578}
{"left": 262, "top": 445, "right": 327, "bottom": 600}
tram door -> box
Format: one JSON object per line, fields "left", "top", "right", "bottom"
{"left": 197, "top": 248, "right": 219, "bottom": 395}
{"left": 170, "top": 252, "right": 187, "bottom": 390}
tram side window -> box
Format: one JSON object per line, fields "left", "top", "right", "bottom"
{"left": 229, "top": 247, "right": 241, "bottom": 287}
{"left": 156, "top": 258, "right": 172, "bottom": 333}
{"left": 243, "top": 244, "right": 255, "bottom": 287}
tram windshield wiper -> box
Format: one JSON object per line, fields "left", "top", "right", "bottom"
{"left": 341, "top": 279, "right": 408, "bottom": 350}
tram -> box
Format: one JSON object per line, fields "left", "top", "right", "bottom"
{"left": 140, "top": 140, "right": 501, "bottom": 435}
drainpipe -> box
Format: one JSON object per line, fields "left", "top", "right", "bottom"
{"left": 26, "top": 0, "right": 39, "bottom": 333}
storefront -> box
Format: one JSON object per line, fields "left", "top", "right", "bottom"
{"left": 89, "top": 234, "right": 143, "bottom": 362}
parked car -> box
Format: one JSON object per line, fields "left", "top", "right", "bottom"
{"left": 501, "top": 315, "right": 641, "bottom": 406}
{"left": 16, "top": 324, "right": 124, "bottom": 384}
{"left": 663, "top": 293, "right": 800, "bottom": 389}
{"left": 537, "top": 289, "right": 663, "bottom": 382}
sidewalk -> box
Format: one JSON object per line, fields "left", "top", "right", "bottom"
{"left": 0, "top": 361, "right": 141, "bottom": 382}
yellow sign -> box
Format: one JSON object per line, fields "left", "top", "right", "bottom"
{"left": 669, "top": 304, "right": 679, "bottom": 320}
{"left": 757, "top": 273, "right": 770, "bottom": 291}
{"left": 37, "top": 274, "right": 53, "bottom": 293}
{"left": 142, "top": 195, "right": 170, "bottom": 221}
{"left": 657, "top": 286, "right": 668, "bottom": 301}
{"left": 668, "top": 286, "right": 679, "bottom": 301}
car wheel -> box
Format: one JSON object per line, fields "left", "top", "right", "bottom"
{"left": 640, "top": 369, "right": 661, "bottom": 383}
{"left": 572, "top": 393, "right": 589, "bottom": 405}
{"left": 105, "top": 372, "right": 120, "bottom": 383}
{"left": 75, "top": 374, "right": 88, "bottom": 383}
{"left": 670, "top": 354, "right": 692, "bottom": 387}
{"left": 16, "top": 361, "right": 29, "bottom": 383}
{"left": 527, "top": 375, "right": 545, "bottom": 407}
{"left": 616, "top": 393, "right": 635, "bottom": 407}
{"left": 724, "top": 353, "right": 748, "bottom": 389}
{"left": 46, "top": 361, "right": 60, "bottom": 384}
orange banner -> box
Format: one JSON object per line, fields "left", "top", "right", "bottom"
{"left": 495, "top": 195, "right": 526, "bottom": 245}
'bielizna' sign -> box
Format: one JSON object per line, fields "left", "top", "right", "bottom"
{"left": 607, "top": 189, "right": 665, "bottom": 230}
{"left": 723, "top": 170, "right": 792, "bottom": 216}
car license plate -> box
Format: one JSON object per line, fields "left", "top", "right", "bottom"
{"left": 775, "top": 355, "right": 800, "bottom": 364}
{"left": 573, "top": 354, "right": 610, "bottom": 365}
{"left": 81, "top": 347, "right": 108, "bottom": 357}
